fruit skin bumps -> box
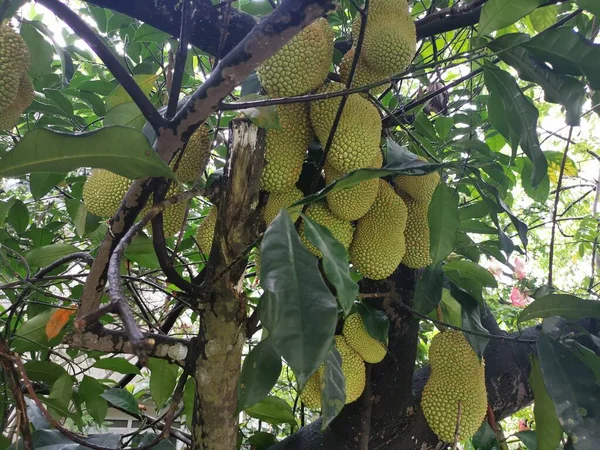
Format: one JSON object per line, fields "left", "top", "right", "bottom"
{"left": 257, "top": 18, "right": 334, "bottom": 97}
{"left": 195, "top": 205, "right": 217, "bottom": 258}
{"left": 82, "top": 169, "right": 132, "bottom": 218}
{"left": 262, "top": 186, "right": 303, "bottom": 226}
{"left": 0, "top": 75, "right": 33, "bottom": 131}
{"left": 421, "top": 330, "right": 487, "bottom": 442}
{"left": 300, "top": 202, "right": 354, "bottom": 258}
{"left": 172, "top": 125, "right": 211, "bottom": 184}
{"left": 342, "top": 313, "right": 387, "bottom": 364}
{"left": 300, "top": 369, "right": 322, "bottom": 410}
{"left": 394, "top": 156, "right": 440, "bottom": 202}
{"left": 261, "top": 103, "right": 312, "bottom": 193}
{"left": 0, "top": 23, "right": 30, "bottom": 114}
{"left": 334, "top": 335, "right": 366, "bottom": 404}
{"left": 350, "top": 180, "right": 408, "bottom": 280}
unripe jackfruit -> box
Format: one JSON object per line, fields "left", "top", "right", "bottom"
{"left": 325, "top": 150, "right": 382, "bottom": 221}
{"left": 352, "top": 0, "right": 416, "bottom": 77}
{"left": 393, "top": 156, "right": 440, "bottom": 202}
{"left": 335, "top": 335, "right": 366, "bottom": 404}
{"left": 82, "top": 169, "right": 131, "bottom": 218}
{"left": 195, "top": 205, "right": 217, "bottom": 258}
{"left": 0, "top": 75, "right": 33, "bottom": 131}
{"left": 0, "top": 24, "right": 30, "bottom": 114}
{"left": 309, "top": 82, "right": 381, "bottom": 172}
{"left": 339, "top": 46, "right": 389, "bottom": 96}
{"left": 257, "top": 18, "right": 334, "bottom": 97}
{"left": 262, "top": 186, "right": 303, "bottom": 226}
{"left": 421, "top": 330, "right": 487, "bottom": 442}
{"left": 172, "top": 125, "right": 211, "bottom": 183}
{"left": 300, "top": 202, "right": 354, "bottom": 258}
{"left": 342, "top": 313, "right": 387, "bottom": 364}
{"left": 350, "top": 180, "right": 407, "bottom": 280}
{"left": 141, "top": 183, "right": 188, "bottom": 237}
{"left": 261, "top": 103, "right": 312, "bottom": 192}
{"left": 401, "top": 194, "right": 432, "bottom": 269}
{"left": 300, "top": 370, "right": 321, "bottom": 410}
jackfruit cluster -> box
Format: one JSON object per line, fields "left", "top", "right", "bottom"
{"left": 338, "top": 46, "right": 389, "bottom": 96}
{"left": 350, "top": 181, "right": 408, "bottom": 280}
{"left": 262, "top": 186, "right": 303, "bottom": 226}
{"left": 310, "top": 82, "right": 382, "bottom": 172}
{"left": 342, "top": 313, "right": 387, "bottom": 364}
{"left": 325, "top": 150, "right": 382, "bottom": 221}
{"left": 300, "top": 202, "right": 354, "bottom": 258}
{"left": 195, "top": 205, "right": 217, "bottom": 258}
{"left": 257, "top": 18, "right": 334, "bottom": 97}
{"left": 0, "top": 23, "right": 32, "bottom": 130}
{"left": 172, "top": 125, "right": 211, "bottom": 184}
{"left": 261, "top": 102, "right": 312, "bottom": 192}
{"left": 421, "top": 330, "right": 487, "bottom": 442}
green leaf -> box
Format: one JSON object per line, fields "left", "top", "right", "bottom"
{"left": 529, "top": 356, "right": 562, "bottom": 450}
{"left": 124, "top": 234, "right": 160, "bottom": 269}
{"left": 101, "top": 389, "right": 141, "bottom": 416}
{"left": 355, "top": 302, "right": 389, "bottom": 344}
{"left": 301, "top": 215, "right": 359, "bottom": 317}
{"left": 537, "top": 333, "right": 600, "bottom": 448}
{"left": 92, "top": 358, "right": 141, "bottom": 375}
{"left": 183, "top": 378, "right": 195, "bottom": 430}
{"left": 483, "top": 65, "right": 547, "bottom": 187}
{"left": 414, "top": 262, "right": 444, "bottom": 315}
{"left": 103, "top": 103, "right": 146, "bottom": 129}
{"left": 25, "top": 244, "right": 80, "bottom": 268}
{"left": 521, "top": 159, "right": 550, "bottom": 203}
{"left": 7, "top": 200, "right": 29, "bottom": 234}
{"left": 80, "top": 376, "right": 108, "bottom": 424}
{"left": 29, "top": 173, "right": 67, "bottom": 200}
{"left": 449, "top": 285, "right": 489, "bottom": 356}
{"left": 320, "top": 346, "right": 345, "bottom": 430}
{"left": 488, "top": 33, "right": 586, "bottom": 126}
{"left": 244, "top": 396, "right": 296, "bottom": 425}
{"left": 528, "top": 5, "right": 558, "bottom": 32}
{"left": 576, "top": 0, "right": 600, "bottom": 16}
{"left": 49, "top": 374, "right": 73, "bottom": 409}
{"left": 20, "top": 22, "right": 54, "bottom": 79}
{"left": 429, "top": 183, "right": 459, "bottom": 264}
{"left": 11, "top": 309, "right": 54, "bottom": 353}
{"left": 515, "top": 430, "right": 538, "bottom": 450}
{"left": 23, "top": 361, "right": 68, "bottom": 386}
{"left": 237, "top": 94, "right": 280, "bottom": 130}
{"left": 0, "top": 127, "right": 175, "bottom": 180}
{"left": 132, "top": 25, "right": 169, "bottom": 44}
{"left": 0, "top": 199, "right": 15, "bottom": 227}
{"left": 443, "top": 260, "right": 498, "bottom": 288}
{"left": 237, "top": 339, "right": 282, "bottom": 411}
{"left": 259, "top": 211, "right": 338, "bottom": 388}
{"left": 479, "top": 0, "right": 545, "bottom": 35}
{"left": 147, "top": 358, "right": 179, "bottom": 408}
{"left": 519, "top": 294, "right": 600, "bottom": 323}
{"left": 522, "top": 28, "right": 600, "bottom": 90}
{"left": 105, "top": 74, "right": 158, "bottom": 111}
{"left": 246, "top": 433, "right": 278, "bottom": 450}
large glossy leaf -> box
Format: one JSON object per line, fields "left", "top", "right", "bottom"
{"left": 301, "top": 215, "right": 358, "bottom": 317}
{"left": 522, "top": 28, "right": 600, "bottom": 90}
{"left": 80, "top": 375, "right": 108, "bottom": 425}
{"left": 576, "top": 0, "right": 600, "bottom": 16}
{"left": 23, "top": 361, "right": 68, "bottom": 386}
{"left": 537, "top": 333, "right": 600, "bottom": 449}
{"left": 25, "top": 243, "right": 81, "bottom": 268}
{"left": 92, "top": 358, "right": 141, "bottom": 375}
{"left": 7, "top": 200, "right": 29, "bottom": 234}
{"left": 449, "top": 285, "right": 489, "bottom": 356}
{"left": 49, "top": 374, "right": 73, "bottom": 409}
{"left": 0, "top": 127, "right": 174, "bottom": 179}
{"left": 101, "top": 389, "right": 141, "bottom": 416}
{"left": 519, "top": 294, "right": 600, "bottom": 323}
{"left": 413, "top": 262, "right": 444, "bottom": 315}
{"left": 529, "top": 356, "right": 563, "bottom": 450}
{"left": 237, "top": 339, "right": 282, "bottom": 411}
{"left": 320, "top": 346, "right": 345, "bottom": 430}
{"left": 443, "top": 260, "right": 498, "bottom": 288}
{"left": 104, "top": 74, "right": 158, "bottom": 110}
{"left": 147, "top": 358, "right": 179, "bottom": 408}
{"left": 483, "top": 65, "right": 547, "bottom": 187}
{"left": 479, "top": 0, "right": 545, "bottom": 35}
{"left": 29, "top": 173, "right": 67, "bottom": 200}
{"left": 259, "top": 211, "right": 338, "bottom": 388}
{"left": 429, "top": 183, "right": 459, "bottom": 264}
{"left": 488, "top": 33, "right": 586, "bottom": 126}
{"left": 11, "top": 309, "right": 54, "bottom": 353}
{"left": 244, "top": 396, "right": 296, "bottom": 425}
{"left": 355, "top": 302, "right": 389, "bottom": 344}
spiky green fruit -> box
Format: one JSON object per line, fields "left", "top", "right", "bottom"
{"left": 0, "top": 75, "right": 33, "bottom": 131}
{"left": 339, "top": 46, "right": 389, "bottom": 96}
{"left": 261, "top": 103, "right": 312, "bottom": 192}
{"left": 195, "top": 205, "right": 217, "bottom": 258}
{"left": 342, "top": 313, "right": 387, "bottom": 364}
{"left": 257, "top": 18, "right": 334, "bottom": 97}
{"left": 325, "top": 150, "right": 382, "bottom": 221}
{"left": 393, "top": 156, "right": 440, "bottom": 202}
{"left": 141, "top": 183, "right": 188, "bottom": 237}
{"left": 262, "top": 186, "right": 303, "bottom": 226}
{"left": 350, "top": 180, "right": 407, "bottom": 280}
{"left": 300, "top": 202, "right": 354, "bottom": 258}
{"left": 401, "top": 194, "right": 432, "bottom": 269}
{"left": 173, "top": 125, "right": 211, "bottom": 183}
{"left": 300, "top": 370, "right": 322, "bottom": 410}
{"left": 335, "top": 335, "right": 366, "bottom": 404}
{"left": 0, "top": 24, "right": 30, "bottom": 114}
{"left": 309, "top": 82, "right": 381, "bottom": 172}
{"left": 82, "top": 169, "right": 131, "bottom": 218}
{"left": 421, "top": 330, "right": 487, "bottom": 442}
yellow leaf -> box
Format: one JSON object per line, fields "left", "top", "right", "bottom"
{"left": 45, "top": 308, "right": 77, "bottom": 340}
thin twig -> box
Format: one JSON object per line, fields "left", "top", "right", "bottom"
{"left": 451, "top": 400, "right": 462, "bottom": 450}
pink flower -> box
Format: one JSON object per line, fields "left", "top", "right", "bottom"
{"left": 510, "top": 287, "right": 530, "bottom": 308}
{"left": 514, "top": 257, "right": 527, "bottom": 280}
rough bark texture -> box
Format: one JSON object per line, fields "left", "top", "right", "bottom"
{"left": 190, "top": 120, "right": 265, "bottom": 450}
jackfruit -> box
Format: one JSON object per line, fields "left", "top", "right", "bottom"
{"left": 421, "top": 330, "right": 487, "bottom": 442}
{"left": 195, "top": 205, "right": 217, "bottom": 258}
{"left": 300, "top": 202, "right": 354, "bottom": 258}
{"left": 257, "top": 18, "right": 334, "bottom": 97}
{"left": 141, "top": 182, "right": 188, "bottom": 237}
{"left": 261, "top": 102, "right": 312, "bottom": 192}
{"left": 262, "top": 186, "right": 303, "bottom": 226}
{"left": 309, "top": 82, "right": 381, "bottom": 172}
{"left": 325, "top": 150, "right": 382, "bottom": 221}
{"left": 82, "top": 169, "right": 131, "bottom": 218}
{"left": 172, "top": 125, "right": 211, "bottom": 183}
{"left": 393, "top": 156, "right": 440, "bottom": 202}
{"left": 401, "top": 194, "right": 432, "bottom": 269}
{"left": 342, "top": 313, "right": 387, "bottom": 364}
{"left": 335, "top": 335, "right": 366, "bottom": 404}
{"left": 350, "top": 180, "right": 407, "bottom": 280}
{"left": 0, "top": 24, "right": 30, "bottom": 114}
{"left": 352, "top": 0, "right": 416, "bottom": 77}
{"left": 339, "top": 46, "right": 389, "bottom": 96}
{"left": 0, "top": 74, "right": 33, "bottom": 131}
{"left": 300, "top": 370, "right": 321, "bottom": 410}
